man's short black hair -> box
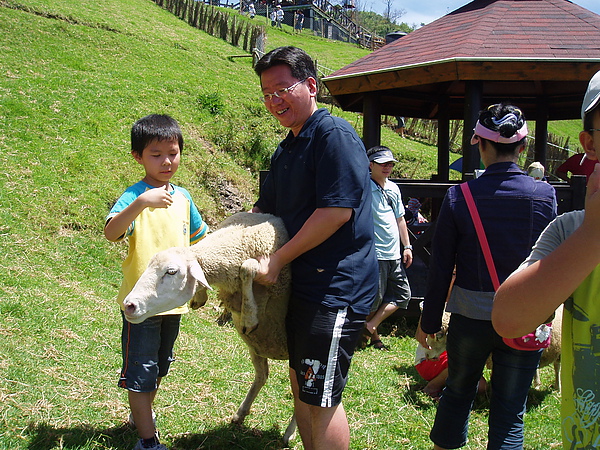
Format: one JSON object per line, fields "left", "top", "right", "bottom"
{"left": 131, "top": 114, "right": 183, "bottom": 157}
{"left": 254, "top": 46, "right": 317, "bottom": 83}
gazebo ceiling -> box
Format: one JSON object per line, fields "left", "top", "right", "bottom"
{"left": 323, "top": 0, "right": 600, "bottom": 121}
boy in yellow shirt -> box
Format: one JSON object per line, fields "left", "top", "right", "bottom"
{"left": 104, "top": 114, "right": 208, "bottom": 450}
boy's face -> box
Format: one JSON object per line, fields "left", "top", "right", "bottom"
{"left": 133, "top": 138, "right": 181, "bottom": 187}
{"left": 580, "top": 108, "right": 600, "bottom": 162}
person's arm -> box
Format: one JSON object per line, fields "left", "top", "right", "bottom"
{"left": 254, "top": 207, "right": 352, "bottom": 285}
{"left": 397, "top": 216, "right": 413, "bottom": 268}
{"left": 555, "top": 154, "right": 579, "bottom": 182}
{"left": 416, "top": 189, "right": 460, "bottom": 348}
{"left": 555, "top": 169, "right": 570, "bottom": 182}
{"left": 493, "top": 164, "right": 600, "bottom": 337}
{"left": 104, "top": 185, "right": 173, "bottom": 242}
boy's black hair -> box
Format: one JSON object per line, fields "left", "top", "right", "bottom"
{"left": 478, "top": 103, "right": 527, "bottom": 155}
{"left": 131, "top": 114, "right": 184, "bottom": 156}
{"left": 254, "top": 46, "right": 317, "bottom": 84}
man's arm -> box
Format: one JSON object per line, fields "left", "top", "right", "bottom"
{"left": 397, "top": 216, "right": 413, "bottom": 268}
{"left": 555, "top": 169, "right": 570, "bottom": 182}
{"left": 254, "top": 207, "right": 352, "bottom": 285}
{"left": 493, "top": 164, "right": 600, "bottom": 337}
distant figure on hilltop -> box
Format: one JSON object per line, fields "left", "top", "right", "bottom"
{"left": 294, "top": 10, "right": 304, "bottom": 33}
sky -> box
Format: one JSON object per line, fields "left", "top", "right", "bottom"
{"left": 368, "top": 0, "right": 600, "bottom": 27}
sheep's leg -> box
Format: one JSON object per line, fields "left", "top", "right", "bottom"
{"left": 533, "top": 369, "right": 541, "bottom": 389}
{"left": 553, "top": 359, "right": 561, "bottom": 392}
{"left": 232, "top": 347, "right": 268, "bottom": 424}
{"left": 282, "top": 413, "right": 297, "bottom": 446}
{"left": 240, "top": 258, "right": 260, "bottom": 335}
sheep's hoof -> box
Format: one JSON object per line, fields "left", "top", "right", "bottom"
{"left": 231, "top": 412, "right": 246, "bottom": 425}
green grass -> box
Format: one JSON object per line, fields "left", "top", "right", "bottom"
{"left": 0, "top": 0, "right": 566, "bottom": 448}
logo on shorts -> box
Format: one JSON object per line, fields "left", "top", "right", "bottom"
{"left": 300, "top": 358, "right": 326, "bottom": 395}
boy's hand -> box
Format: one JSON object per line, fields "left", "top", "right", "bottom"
{"left": 139, "top": 185, "right": 173, "bottom": 209}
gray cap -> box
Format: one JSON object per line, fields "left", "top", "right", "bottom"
{"left": 368, "top": 148, "right": 398, "bottom": 164}
{"left": 582, "top": 70, "right": 600, "bottom": 126}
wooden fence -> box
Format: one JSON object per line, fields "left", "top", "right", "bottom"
{"left": 152, "top": 0, "right": 265, "bottom": 54}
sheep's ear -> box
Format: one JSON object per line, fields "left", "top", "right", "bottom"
{"left": 189, "top": 260, "right": 211, "bottom": 310}
{"left": 190, "top": 259, "right": 212, "bottom": 290}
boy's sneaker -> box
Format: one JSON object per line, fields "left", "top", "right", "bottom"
{"left": 127, "top": 410, "right": 157, "bottom": 429}
{"left": 132, "top": 439, "right": 167, "bottom": 450}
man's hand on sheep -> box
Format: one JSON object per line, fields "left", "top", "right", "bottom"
{"left": 254, "top": 254, "right": 284, "bottom": 286}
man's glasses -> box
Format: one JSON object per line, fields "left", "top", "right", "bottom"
{"left": 261, "top": 79, "right": 306, "bottom": 103}
{"left": 375, "top": 162, "right": 395, "bottom": 168}
{"left": 588, "top": 129, "right": 600, "bottom": 133}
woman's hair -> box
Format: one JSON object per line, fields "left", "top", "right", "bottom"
{"left": 254, "top": 46, "right": 317, "bottom": 83}
{"left": 477, "top": 103, "right": 527, "bottom": 155}
{"left": 131, "top": 114, "right": 183, "bottom": 157}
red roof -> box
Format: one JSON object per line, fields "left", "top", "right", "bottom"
{"left": 332, "top": 0, "right": 600, "bottom": 76}
{"left": 324, "top": 0, "right": 600, "bottom": 119}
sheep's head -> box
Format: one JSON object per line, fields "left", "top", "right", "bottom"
{"left": 122, "top": 247, "right": 211, "bottom": 324}
{"left": 419, "top": 301, "right": 449, "bottom": 360}
{"left": 425, "top": 329, "right": 448, "bottom": 360}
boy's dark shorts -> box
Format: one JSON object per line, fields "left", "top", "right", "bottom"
{"left": 286, "top": 298, "right": 366, "bottom": 408}
{"left": 119, "top": 312, "right": 181, "bottom": 392}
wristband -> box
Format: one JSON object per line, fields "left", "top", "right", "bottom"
{"left": 404, "top": 245, "right": 413, "bottom": 250}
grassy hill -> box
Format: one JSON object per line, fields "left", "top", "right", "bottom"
{"left": 0, "top": 1, "right": 563, "bottom": 449}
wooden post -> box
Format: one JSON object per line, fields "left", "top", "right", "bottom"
{"left": 462, "top": 81, "right": 482, "bottom": 178}
{"left": 362, "top": 93, "right": 381, "bottom": 150}
{"left": 437, "top": 96, "right": 450, "bottom": 182}
{"left": 535, "top": 99, "right": 549, "bottom": 166}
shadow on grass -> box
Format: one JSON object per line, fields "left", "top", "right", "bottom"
{"left": 25, "top": 421, "right": 290, "bottom": 450}
{"left": 170, "top": 423, "right": 290, "bottom": 450}
{"left": 26, "top": 422, "right": 136, "bottom": 450}
{"left": 392, "top": 363, "right": 440, "bottom": 410}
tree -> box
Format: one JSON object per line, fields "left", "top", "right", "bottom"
{"left": 354, "top": 10, "right": 414, "bottom": 36}
{"left": 381, "top": 0, "right": 406, "bottom": 25}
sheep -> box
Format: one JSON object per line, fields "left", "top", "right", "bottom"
{"left": 533, "top": 304, "right": 562, "bottom": 391}
{"left": 121, "top": 212, "right": 296, "bottom": 443}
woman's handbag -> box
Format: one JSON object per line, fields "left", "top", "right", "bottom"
{"left": 460, "top": 182, "right": 551, "bottom": 351}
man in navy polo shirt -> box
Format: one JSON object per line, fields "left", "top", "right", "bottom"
{"left": 251, "top": 46, "right": 378, "bottom": 450}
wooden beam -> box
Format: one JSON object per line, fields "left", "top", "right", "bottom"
{"left": 462, "top": 81, "right": 482, "bottom": 177}
{"left": 362, "top": 93, "right": 381, "bottom": 150}
{"left": 534, "top": 98, "right": 549, "bottom": 165}
{"left": 437, "top": 95, "right": 450, "bottom": 182}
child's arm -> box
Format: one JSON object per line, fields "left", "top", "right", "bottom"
{"left": 493, "top": 164, "right": 600, "bottom": 337}
{"left": 104, "top": 185, "right": 173, "bottom": 242}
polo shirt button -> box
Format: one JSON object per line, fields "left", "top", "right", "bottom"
{"left": 284, "top": 165, "right": 288, "bottom": 169}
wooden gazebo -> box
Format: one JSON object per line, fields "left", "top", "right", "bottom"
{"left": 323, "top": 0, "right": 600, "bottom": 180}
